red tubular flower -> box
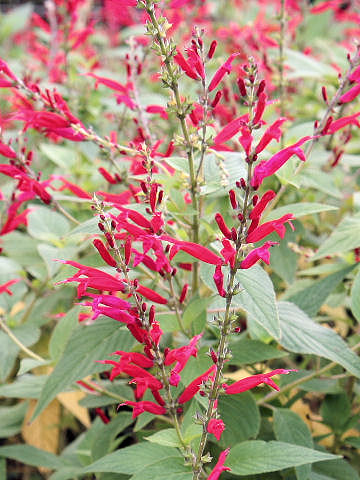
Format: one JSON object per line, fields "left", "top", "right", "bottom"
{"left": 146, "top": 105, "right": 168, "bottom": 119}
{"left": 174, "top": 50, "right": 199, "bottom": 80}
{"left": 207, "top": 448, "right": 231, "bottom": 480}
{"left": 223, "top": 368, "right": 297, "bottom": 394}
{"left": 179, "top": 283, "right": 189, "bottom": 304}
{"left": 178, "top": 365, "right": 217, "bottom": 404}
{"left": 239, "top": 126, "right": 253, "bottom": 156}
{"left": 129, "top": 375, "right": 163, "bottom": 399}
{"left": 249, "top": 190, "right": 276, "bottom": 221}
{"left": 95, "top": 408, "right": 110, "bottom": 424}
{"left": 246, "top": 214, "right": 295, "bottom": 243}
{"left": 339, "top": 83, "right": 360, "bottom": 104}
{"left": 324, "top": 112, "right": 360, "bottom": 134}
{"left": 252, "top": 91, "right": 267, "bottom": 124}
{"left": 136, "top": 284, "right": 168, "bottom": 304}
{"left": 255, "top": 117, "right": 287, "bottom": 154}
{"left": 349, "top": 65, "right": 360, "bottom": 83}
{"left": 165, "top": 334, "right": 203, "bottom": 386}
{"left": 213, "top": 114, "right": 249, "bottom": 145}
{"left": 162, "top": 234, "right": 223, "bottom": 266}
{"left": 93, "top": 239, "right": 117, "bottom": 267}
{"left": 98, "top": 167, "right": 117, "bottom": 184}
{"left": 207, "top": 418, "right": 225, "bottom": 441}
{"left": 0, "top": 279, "right": 20, "bottom": 295}
{"left": 121, "top": 400, "right": 166, "bottom": 419}
{"left": 213, "top": 265, "right": 226, "bottom": 297}
{"left": 208, "top": 53, "right": 239, "bottom": 92}
{"left": 0, "top": 141, "right": 17, "bottom": 159}
{"left": 240, "top": 241, "right": 279, "bottom": 269}
{"left": 251, "top": 136, "right": 311, "bottom": 188}
{"left": 220, "top": 239, "right": 236, "bottom": 268}
{"left": 86, "top": 73, "right": 131, "bottom": 93}
{"left": 111, "top": 350, "right": 154, "bottom": 368}
{"left": 207, "top": 40, "right": 218, "bottom": 59}
{"left": 215, "top": 213, "right": 232, "bottom": 239}
{"left": 52, "top": 176, "right": 92, "bottom": 199}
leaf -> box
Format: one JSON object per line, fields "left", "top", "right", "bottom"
{"left": 40, "top": 143, "right": 78, "bottom": 170}
{"left": 217, "top": 392, "right": 260, "bottom": 446}
{"left": 312, "top": 213, "right": 360, "bottom": 260}
{"left": 285, "top": 264, "right": 356, "bottom": 317}
{"left": 0, "top": 324, "right": 41, "bottom": 382}
{"left": 312, "top": 457, "right": 360, "bottom": 480}
{"left": 320, "top": 394, "right": 351, "bottom": 432}
{"left": 0, "top": 445, "right": 63, "bottom": 470}
{"left": 146, "top": 428, "right": 182, "bottom": 448}
{"left": 229, "top": 338, "right": 287, "bottom": 365}
{"left": 284, "top": 48, "right": 334, "bottom": 79}
{"left": 49, "top": 306, "right": 81, "bottom": 361}
{"left": 91, "top": 413, "right": 134, "bottom": 461}
{"left": 83, "top": 443, "right": 182, "bottom": 475}
{"left": 265, "top": 203, "right": 338, "bottom": 222}
{"left": 208, "top": 264, "right": 280, "bottom": 339}
{"left": 37, "top": 244, "right": 77, "bottom": 277}
{"left": 351, "top": 268, "right": 360, "bottom": 323}
{"left": 27, "top": 206, "right": 71, "bottom": 245}
{"left": 22, "top": 399, "right": 60, "bottom": 458}
{"left": 227, "top": 440, "right": 340, "bottom": 475}
{"left": 299, "top": 168, "right": 342, "bottom": 199}
{"left": 0, "top": 374, "right": 47, "bottom": 399}
{"left": 202, "top": 152, "right": 247, "bottom": 196}
{"left": 269, "top": 225, "right": 297, "bottom": 284}
{"left": 278, "top": 302, "right": 360, "bottom": 378}
{"left": 18, "top": 358, "right": 50, "bottom": 375}
{"left": 274, "top": 409, "right": 313, "bottom": 480}
{"left": 130, "top": 458, "right": 192, "bottom": 480}
{"left": 32, "top": 318, "right": 134, "bottom": 420}
{"left": 0, "top": 401, "right": 28, "bottom": 438}
{"left": 235, "top": 265, "right": 280, "bottom": 339}
{"left": 182, "top": 295, "right": 212, "bottom": 334}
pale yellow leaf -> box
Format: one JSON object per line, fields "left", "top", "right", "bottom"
{"left": 57, "top": 391, "right": 91, "bottom": 428}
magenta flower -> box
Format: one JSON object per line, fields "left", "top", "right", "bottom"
{"left": 178, "top": 365, "right": 217, "bottom": 404}
{"left": 121, "top": 400, "right": 166, "bottom": 419}
{"left": 161, "top": 234, "right": 223, "bottom": 266}
{"left": 339, "top": 83, "right": 360, "bottom": 104}
{"left": 223, "top": 368, "right": 297, "bottom": 394}
{"left": 213, "top": 265, "right": 226, "bottom": 298}
{"left": 240, "top": 241, "right": 278, "bottom": 269}
{"left": 213, "top": 114, "right": 249, "bottom": 145}
{"left": 174, "top": 50, "right": 200, "bottom": 80}
{"left": 220, "top": 239, "right": 236, "bottom": 268}
{"left": 165, "top": 334, "right": 203, "bottom": 386}
{"left": 207, "top": 448, "right": 231, "bottom": 480}
{"left": 255, "top": 117, "right": 287, "bottom": 154}
{"left": 207, "top": 418, "right": 225, "bottom": 441}
{"left": 208, "top": 53, "right": 239, "bottom": 92}
{"left": 93, "top": 239, "right": 117, "bottom": 267}
{"left": 0, "top": 140, "right": 17, "bottom": 159}
{"left": 251, "top": 136, "right": 311, "bottom": 188}
{"left": 323, "top": 112, "right": 360, "bottom": 134}
{"left": 215, "top": 213, "right": 232, "bottom": 239}
{"left": 246, "top": 214, "right": 295, "bottom": 243}
{"left": 252, "top": 91, "right": 267, "bottom": 124}
{"left": 0, "top": 279, "right": 20, "bottom": 296}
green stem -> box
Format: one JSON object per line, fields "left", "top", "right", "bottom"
{"left": 145, "top": 2, "right": 200, "bottom": 293}
{"left": 0, "top": 315, "right": 44, "bottom": 362}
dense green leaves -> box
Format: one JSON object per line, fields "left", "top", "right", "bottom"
{"left": 229, "top": 337, "right": 287, "bottom": 365}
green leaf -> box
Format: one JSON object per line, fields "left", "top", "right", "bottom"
{"left": 32, "top": 319, "right": 134, "bottom": 420}
{"left": 312, "top": 457, "right": 360, "bottom": 480}
{"left": 49, "top": 306, "right": 81, "bottom": 361}
{"left": 83, "top": 443, "right": 182, "bottom": 475}
{"left": 146, "top": 428, "right": 182, "bottom": 448}
{"left": 182, "top": 295, "right": 212, "bottom": 333}
{"left": 130, "top": 458, "right": 192, "bottom": 480}
{"left": 202, "top": 152, "right": 247, "bottom": 196}
{"left": 236, "top": 265, "right": 280, "bottom": 339}
{"left": 351, "top": 268, "right": 360, "bottom": 323}
{"left": 279, "top": 302, "right": 360, "bottom": 378}
{"left": 218, "top": 392, "right": 260, "bottom": 446}
{"left": 229, "top": 338, "right": 287, "bottom": 365}
{"left": 269, "top": 225, "right": 297, "bottom": 284}
{"left": 40, "top": 143, "right": 78, "bottom": 169}
{"left": 274, "top": 409, "right": 313, "bottom": 480}
{"left": 0, "top": 401, "right": 28, "bottom": 438}
{"left": 0, "top": 324, "right": 41, "bottom": 382}
{"left": 284, "top": 48, "right": 335, "bottom": 79}
{"left": 27, "top": 206, "right": 71, "bottom": 245}
{"left": 0, "top": 374, "right": 47, "bottom": 399}
{"left": 266, "top": 203, "right": 338, "bottom": 222}
{"left": 320, "top": 394, "right": 351, "bottom": 432}
{"left": 209, "top": 264, "right": 280, "bottom": 339}
{"left": 91, "top": 413, "right": 134, "bottom": 461}
{"left": 37, "top": 244, "right": 77, "bottom": 277}
{"left": 299, "top": 167, "right": 342, "bottom": 199}
{"left": 0, "top": 445, "right": 63, "bottom": 469}
{"left": 227, "top": 440, "right": 340, "bottom": 475}
{"left": 312, "top": 213, "right": 360, "bottom": 260}
{"left": 285, "top": 264, "right": 356, "bottom": 317}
